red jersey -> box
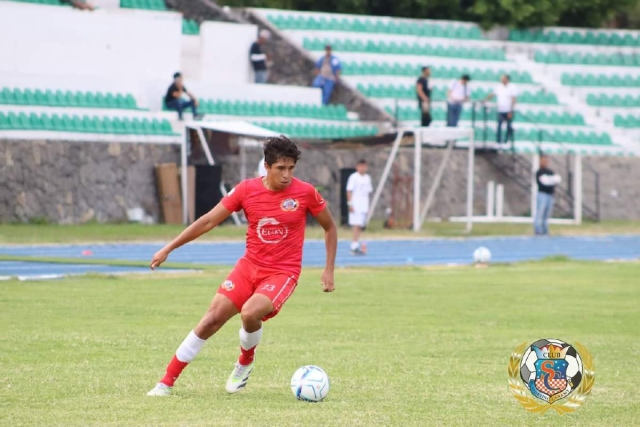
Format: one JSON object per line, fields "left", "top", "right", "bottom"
{"left": 221, "top": 177, "right": 326, "bottom": 276}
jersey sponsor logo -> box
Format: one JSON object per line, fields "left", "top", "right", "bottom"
{"left": 280, "top": 198, "right": 299, "bottom": 212}
{"left": 256, "top": 217, "right": 288, "bottom": 244}
{"left": 221, "top": 280, "right": 234, "bottom": 291}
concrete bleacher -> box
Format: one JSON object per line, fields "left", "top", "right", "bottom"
{"left": 253, "top": 7, "right": 640, "bottom": 155}
{"left": 0, "top": 1, "right": 379, "bottom": 143}
{"left": 4, "top": 0, "right": 640, "bottom": 151}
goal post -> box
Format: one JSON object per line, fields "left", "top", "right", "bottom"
{"left": 367, "top": 126, "right": 476, "bottom": 233}
{"left": 367, "top": 126, "right": 583, "bottom": 232}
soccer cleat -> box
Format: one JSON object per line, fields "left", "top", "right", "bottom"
{"left": 146, "top": 383, "right": 173, "bottom": 396}
{"left": 225, "top": 362, "right": 254, "bottom": 394}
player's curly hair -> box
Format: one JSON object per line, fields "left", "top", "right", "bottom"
{"left": 263, "top": 135, "right": 301, "bottom": 166}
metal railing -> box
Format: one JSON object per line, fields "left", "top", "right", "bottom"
{"left": 471, "top": 102, "right": 600, "bottom": 221}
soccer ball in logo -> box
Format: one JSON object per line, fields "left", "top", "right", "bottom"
{"left": 473, "top": 246, "right": 491, "bottom": 264}
{"left": 291, "top": 365, "right": 329, "bottom": 402}
{"left": 520, "top": 338, "right": 583, "bottom": 403}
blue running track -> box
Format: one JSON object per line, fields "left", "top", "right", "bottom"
{"left": 0, "top": 260, "right": 189, "bottom": 281}
{"left": 0, "top": 235, "right": 638, "bottom": 279}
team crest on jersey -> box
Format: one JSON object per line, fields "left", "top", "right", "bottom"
{"left": 281, "top": 198, "right": 299, "bottom": 212}
{"left": 221, "top": 280, "right": 234, "bottom": 291}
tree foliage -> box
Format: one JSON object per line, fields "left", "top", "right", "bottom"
{"left": 219, "top": 0, "right": 640, "bottom": 29}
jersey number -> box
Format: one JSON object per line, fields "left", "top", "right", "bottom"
{"left": 261, "top": 284, "right": 276, "bottom": 292}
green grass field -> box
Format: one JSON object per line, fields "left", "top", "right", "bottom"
{"left": 2, "top": 220, "right": 640, "bottom": 244}
{"left": 2, "top": 261, "right": 639, "bottom": 426}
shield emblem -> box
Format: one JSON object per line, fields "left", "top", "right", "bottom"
{"left": 530, "top": 359, "right": 568, "bottom": 401}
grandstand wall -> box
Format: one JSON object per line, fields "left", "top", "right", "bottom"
{"left": 0, "top": 140, "right": 179, "bottom": 224}
{"left": 1, "top": 139, "right": 639, "bottom": 224}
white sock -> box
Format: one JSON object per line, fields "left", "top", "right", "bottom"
{"left": 239, "top": 327, "right": 263, "bottom": 350}
{"left": 175, "top": 330, "right": 206, "bottom": 363}
{"left": 350, "top": 241, "right": 359, "bottom": 251}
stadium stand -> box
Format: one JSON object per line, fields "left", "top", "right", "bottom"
{"left": 253, "top": 8, "right": 640, "bottom": 155}
{"left": 0, "top": 1, "right": 380, "bottom": 142}
{"left": 510, "top": 28, "right": 640, "bottom": 47}
{"left": 2, "top": 1, "right": 639, "bottom": 153}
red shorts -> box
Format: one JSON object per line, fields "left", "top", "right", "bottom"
{"left": 217, "top": 257, "right": 298, "bottom": 321}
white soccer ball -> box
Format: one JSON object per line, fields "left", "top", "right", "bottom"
{"left": 291, "top": 365, "right": 329, "bottom": 402}
{"left": 473, "top": 246, "right": 492, "bottom": 264}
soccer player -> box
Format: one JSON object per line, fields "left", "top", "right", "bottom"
{"left": 146, "top": 136, "right": 337, "bottom": 396}
{"left": 346, "top": 159, "right": 373, "bottom": 255}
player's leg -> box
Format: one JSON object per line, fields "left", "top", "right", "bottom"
{"left": 225, "top": 294, "right": 272, "bottom": 393}
{"left": 226, "top": 274, "right": 297, "bottom": 393}
{"left": 542, "top": 194, "right": 555, "bottom": 235}
{"left": 534, "top": 192, "right": 546, "bottom": 235}
{"left": 147, "top": 293, "right": 239, "bottom": 396}
{"left": 350, "top": 224, "right": 361, "bottom": 253}
{"left": 349, "top": 212, "right": 366, "bottom": 254}
{"left": 506, "top": 113, "right": 515, "bottom": 143}
{"left": 148, "top": 262, "right": 254, "bottom": 396}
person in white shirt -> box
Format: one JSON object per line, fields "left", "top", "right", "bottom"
{"left": 446, "top": 75, "right": 471, "bottom": 127}
{"left": 346, "top": 159, "right": 373, "bottom": 255}
{"left": 484, "top": 74, "right": 518, "bottom": 144}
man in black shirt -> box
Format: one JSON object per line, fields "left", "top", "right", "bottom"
{"left": 165, "top": 72, "right": 203, "bottom": 121}
{"left": 249, "top": 30, "right": 270, "bottom": 84}
{"left": 534, "top": 155, "right": 562, "bottom": 235}
{"left": 416, "top": 66, "right": 432, "bottom": 127}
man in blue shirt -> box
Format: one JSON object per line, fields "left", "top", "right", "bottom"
{"left": 312, "top": 45, "right": 341, "bottom": 105}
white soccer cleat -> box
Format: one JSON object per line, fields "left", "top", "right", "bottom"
{"left": 225, "top": 362, "right": 254, "bottom": 394}
{"left": 146, "top": 383, "right": 172, "bottom": 397}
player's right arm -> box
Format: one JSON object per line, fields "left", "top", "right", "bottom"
{"left": 150, "top": 203, "right": 233, "bottom": 269}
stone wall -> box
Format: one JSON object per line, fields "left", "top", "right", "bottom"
{"left": 0, "top": 140, "right": 179, "bottom": 224}
{"left": 2, "top": 139, "right": 639, "bottom": 224}
{"left": 583, "top": 155, "right": 640, "bottom": 221}
{"left": 216, "top": 143, "right": 531, "bottom": 222}
{"left": 165, "top": 0, "right": 242, "bottom": 24}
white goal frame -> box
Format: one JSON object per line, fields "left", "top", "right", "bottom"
{"left": 367, "top": 126, "right": 476, "bottom": 232}
{"left": 448, "top": 152, "right": 583, "bottom": 226}
{"left": 367, "top": 126, "right": 583, "bottom": 233}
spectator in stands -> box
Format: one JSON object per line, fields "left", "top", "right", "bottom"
{"left": 484, "top": 74, "right": 518, "bottom": 144}
{"left": 61, "top": 0, "right": 95, "bottom": 10}
{"left": 250, "top": 30, "right": 271, "bottom": 84}
{"left": 534, "top": 155, "right": 562, "bottom": 235}
{"left": 312, "top": 45, "right": 342, "bottom": 105}
{"left": 416, "top": 66, "right": 432, "bottom": 127}
{"left": 446, "top": 75, "right": 471, "bottom": 127}
{"left": 164, "top": 72, "right": 203, "bottom": 121}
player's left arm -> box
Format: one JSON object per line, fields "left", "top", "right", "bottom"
{"left": 150, "top": 203, "right": 232, "bottom": 269}
{"left": 315, "top": 207, "right": 337, "bottom": 293}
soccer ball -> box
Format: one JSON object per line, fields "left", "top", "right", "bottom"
{"left": 290, "top": 365, "right": 329, "bottom": 402}
{"left": 473, "top": 246, "right": 492, "bottom": 264}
